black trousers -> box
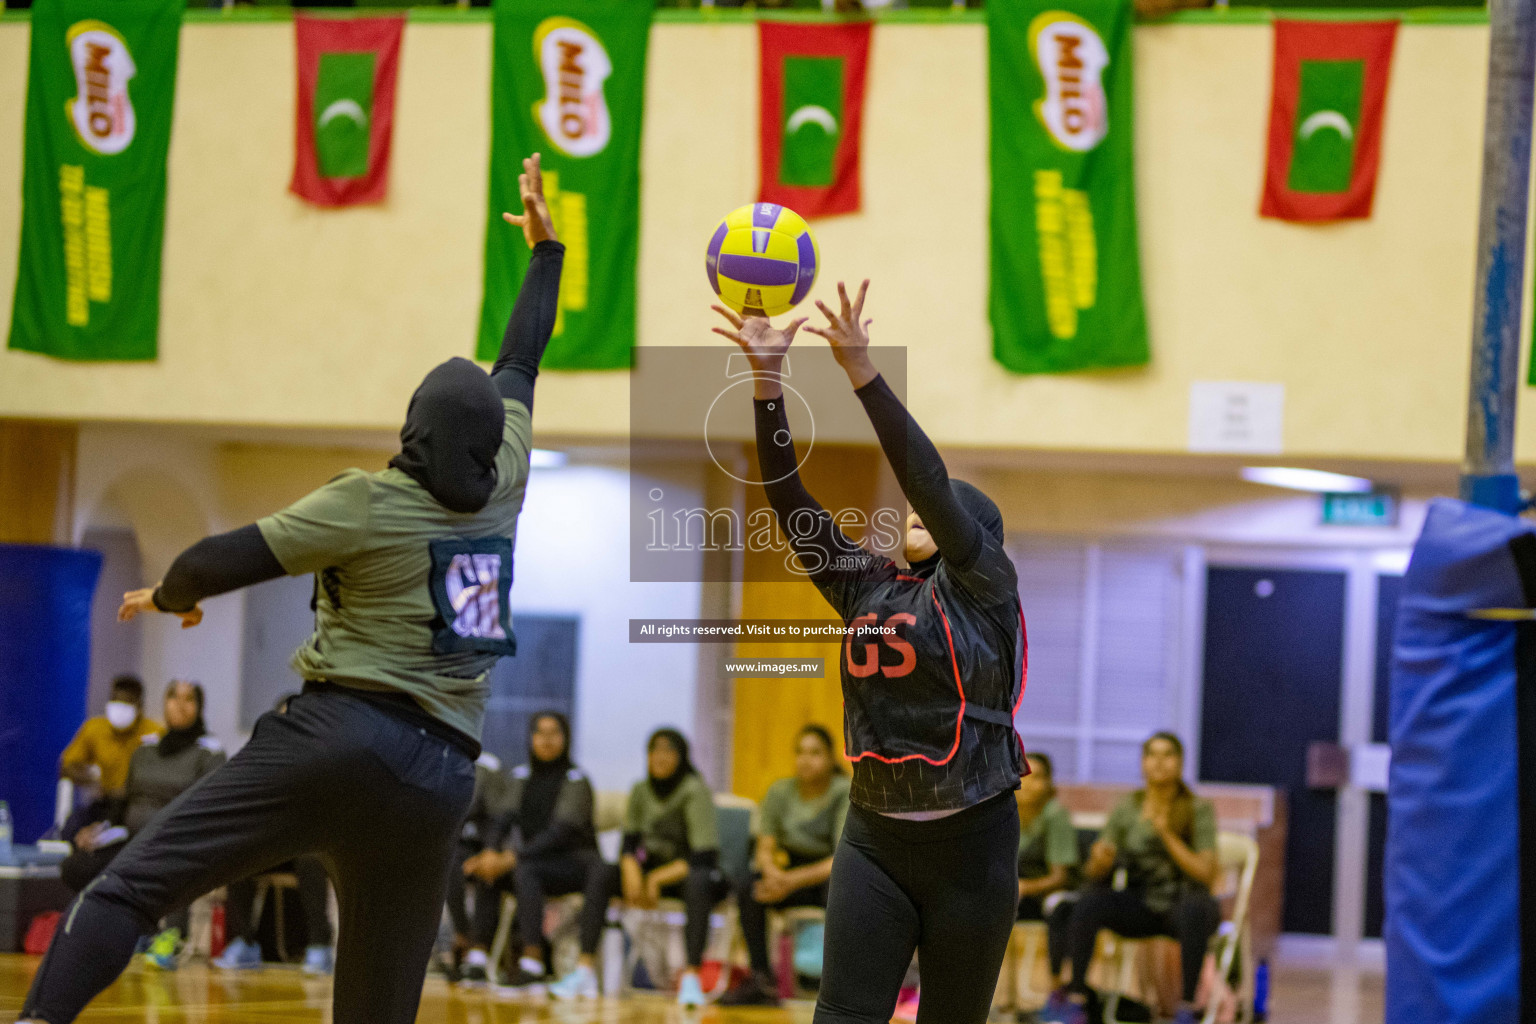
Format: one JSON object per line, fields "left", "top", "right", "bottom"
{"left": 447, "top": 842, "right": 497, "bottom": 947}
{"left": 1017, "top": 893, "right": 1076, "bottom": 978}
{"left": 59, "top": 844, "right": 189, "bottom": 938}
{"left": 1064, "top": 884, "right": 1221, "bottom": 1003}
{"left": 504, "top": 849, "right": 615, "bottom": 956}
{"left": 653, "top": 867, "right": 731, "bottom": 968}
{"left": 814, "top": 791, "right": 1019, "bottom": 1024}
{"left": 736, "top": 858, "right": 829, "bottom": 974}
{"left": 225, "top": 855, "right": 334, "bottom": 947}
{"left": 22, "top": 689, "right": 475, "bottom": 1024}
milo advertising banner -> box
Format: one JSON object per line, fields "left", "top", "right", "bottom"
{"left": 478, "top": 0, "right": 654, "bottom": 369}
{"left": 987, "top": 0, "right": 1149, "bottom": 374}
{"left": 8, "top": 0, "right": 183, "bottom": 361}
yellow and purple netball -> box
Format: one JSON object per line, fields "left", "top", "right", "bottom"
{"left": 705, "top": 203, "right": 819, "bottom": 318}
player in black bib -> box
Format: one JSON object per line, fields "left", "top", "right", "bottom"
{"left": 713, "top": 281, "right": 1028, "bottom": 1024}
{"left": 16, "top": 155, "right": 562, "bottom": 1024}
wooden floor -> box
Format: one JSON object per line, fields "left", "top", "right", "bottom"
{"left": 0, "top": 955, "right": 1382, "bottom": 1024}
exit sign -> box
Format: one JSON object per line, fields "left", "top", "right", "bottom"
{"left": 1322, "top": 490, "right": 1399, "bottom": 527}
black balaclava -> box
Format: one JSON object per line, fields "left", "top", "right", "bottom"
{"left": 647, "top": 727, "right": 695, "bottom": 801}
{"left": 908, "top": 479, "right": 1006, "bottom": 577}
{"left": 157, "top": 682, "right": 207, "bottom": 759}
{"left": 388, "top": 357, "right": 505, "bottom": 514}
{"left": 519, "top": 712, "right": 573, "bottom": 841}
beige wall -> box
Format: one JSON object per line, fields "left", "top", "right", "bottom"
{"left": 0, "top": 18, "right": 1518, "bottom": 463}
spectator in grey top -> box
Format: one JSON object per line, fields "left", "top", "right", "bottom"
{"left": 61, "top": 680, "right": 225, "bottom": 968}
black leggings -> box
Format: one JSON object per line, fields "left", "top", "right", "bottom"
{"left": 59, "top": 845, "right": 188, "bottom": 939}
{"left": 655, "top": 866, "right": 732, "bottom": 968}
{"left": 1065, "top": 884, "right": 1221, "bottom": 1003}
{"left": 225, "top": 856, "right": 334, "bottom": 947}
{"left": 22, "top": 689, "right": 474, "bottom": 1024}
{"left": 736, "top": 858, "right": 829, "bottom": 974}
{"left": 814, "top": 791, "right": 1019, "bottom": 1024}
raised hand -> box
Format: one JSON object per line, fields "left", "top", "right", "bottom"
{"left": 502, "top": 153, "right": 558, "bottom": 248}
{"left": 806, "top": 280, "right": 877, "bottom": 387}
{"left": 711, "top": 305, "right": 808, "bottom": 374}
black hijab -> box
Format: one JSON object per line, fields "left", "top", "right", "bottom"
{"left": 908, "top": 479, "right": 1006, "bottom": 577}
{"left": 157, "top": 681, "right": 207, "bottom": 759}
{"left": 388, "top": 357, "right": 505, "bottom": 514}
{"left": 647, "top": 727, "right": 695, "bottom": 801}
{"left": 519, "top": 711, "right": 572, "bottom": 840}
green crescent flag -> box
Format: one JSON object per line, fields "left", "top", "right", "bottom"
{"left": 988, "top": 0, "right": 1149, "bottom": 374}
{"left": 314, "top": 52, "right": 376, "bottom": 179}
{"left": 478, "top": 0, "right": 653, "bottom": 369}
{"left": 7, "top": 0, "right": 183, "bottom": 361}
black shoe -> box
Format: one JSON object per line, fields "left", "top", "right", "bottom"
{"left": 719, "top": 971, "right": 780, "bottom": 1007}
{"left": 459, "top": 962, "right": 489, "bottom": 986}
{"left": 499, "top": 964, "right": 547, "bottom": 989}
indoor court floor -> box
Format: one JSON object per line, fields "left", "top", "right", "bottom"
{"left": 0, "top": 955, "right": 1383, "bottom": 1024}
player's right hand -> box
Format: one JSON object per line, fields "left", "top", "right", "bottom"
{"left": 711, "top": 305, "right": 807, "bottom": 375}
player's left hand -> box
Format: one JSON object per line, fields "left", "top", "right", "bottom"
{"left": 503, "top": 153, "right": 558, "bottom": 248}
{"left": 806, "top": 279, "right": 873, "bottom": 365}
{"left": 119, "top": 587, "right": 203, "bottom": 629}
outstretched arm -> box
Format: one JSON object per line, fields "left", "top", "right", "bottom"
{"left": 490, "top": 153, "right": 564, "bottom": 412}
{"left": 712, "top": 307, "right": 872, "bottom": 583}
{"left": 119, "top": 524, "right": 286, "bottom": 628}
{"left": 807, "top": 281, "right": 984, "bottom": 572}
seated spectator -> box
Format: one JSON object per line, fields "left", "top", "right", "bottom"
{"left": 213, "top": 857, "right": 334, "bottom": 975}
{"left": 1050, "top": 732, "right": 1220, "bottom": 1024}
{"left": 442, "top": 750, "right": 515, "bottom": 983}
{"left": 721, "top": 724, "right": 850, "bottom": 1007}
{"left": 1012, "top": 753, "right": 1079, "bottom": 1002}
{"left": 459, "top": 713, "right": 605, "bottom": 995}
{"left": 60, "top": 680, "right": 225, "bottom": 970}
{"left": 59, "top": 674, "right": 163, "bottom": 800}
{"left": 607, "top": 727, "right": 728, "bottom": 1009}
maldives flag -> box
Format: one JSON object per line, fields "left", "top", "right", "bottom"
{"left": 290, "top": 14, "right": 404, "bottom": 207}
{"left": 758, "top": 21, "right": 871, "bottom": 219}
{"left": 1261, "top": 20, "right": 1397, "bottom": 222}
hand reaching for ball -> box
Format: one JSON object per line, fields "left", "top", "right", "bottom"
{"left": 502, "top": 153, "right": 558, "bottom": 248}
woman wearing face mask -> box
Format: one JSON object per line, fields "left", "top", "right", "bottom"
{"left": 713, "top": 277, "right": 1027, "bottom": 1024}
{"left": 721, "top": 724, "right": 850, "bottom": 1007}
{"left": 458, "top": 712, "right": 604, "bottom": 997}
{"left": 616, "top": 728, "right": 728, "bottom": 1009}
{"left": 1051, "top": 733, "right": 1220, "bottom": 1024}
{"left": 59, "top": 675, "right": 163, "bottom": 801}
{"left": 17, "top": 155, "right": 562, "bottom": 1024}
{"left": 60, "top": 680, "right": 226, "bottom": 970}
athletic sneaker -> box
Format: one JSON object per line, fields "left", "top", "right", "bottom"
{"left": 676, "top": 970, "right": 707, "bottom": 1009}
{"left": 548, "top": 964, "right": 599, "bottom": 1001}
{"left": 143, "top": 928, "right": 182, "bottom": 970}
{"left": 459, "top": 948, "right": 490, "bottom": 987}
{"left": 1040, "top": 996, "right": 1089, "bottom": 1024}
{"left": 493, "top": 957, "right": 547, "bottom": 997}
{"left": 719, "top": 970, "right": 779, "bottom": 1007}
{"left": 302, "top": 945, "right": 334, "bottom": 976}
{"left": 212, "top": 937, "right": 262, "bottom": 969}
{"left": 1172, "top": 1007, "right": 1201, "bottom": 1024}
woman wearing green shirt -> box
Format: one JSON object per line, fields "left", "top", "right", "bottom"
{"left": 1014, "top": 753, "right": 1079, "bottom": 988}
{"left": 613, "top": 728, "right": 728, "bottom": 1008}
{"left": 722, "top": 724, "right": 851, "bottom": 1007}
{"left": 1052, "top": 733, "right": 1221, "bottom": 1024}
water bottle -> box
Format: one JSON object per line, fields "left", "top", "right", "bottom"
{"left": 1253, "top": 958, "right": 1270, "bottom": 1022}
{"left": 0, "top": 800, "right": 13, "bottom": 862}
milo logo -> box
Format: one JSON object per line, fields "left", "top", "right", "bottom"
{"left": 66, "top": 20, "right": 137, "bottom": 156}
{"left": 1028, "top": 13, "right": 1108, "bottom": 153}
{"left": 532, "top": 16, "right": 612, "bottom": 158}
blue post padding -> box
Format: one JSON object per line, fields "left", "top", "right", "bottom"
{"left": 1386, "top": 498, "right": 1526, "bottom": 1024}
{"left": 0, "top": 544, "right": 102, "bottom": 843}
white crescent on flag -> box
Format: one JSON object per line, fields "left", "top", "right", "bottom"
{"left": 1298, "top": 110, "right": 1354, "bottom": 142}
{"left": 785, "top": 104, "right": 838, "bottom": 136}
{"left": 319, "top": 98, "right": 368, "bottom": 130}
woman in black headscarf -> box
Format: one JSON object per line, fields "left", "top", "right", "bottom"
{"left": 608, "top": 728, "right": 728, "bottom": 1008}
{"left": 714, "top": 280, "right": 1027, "bottom": 1024}
{"left": 458, "top": 712, "right": 603, "bottom": 993}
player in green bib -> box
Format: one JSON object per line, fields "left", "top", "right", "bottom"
{"left": 17, "top": 155, "right": 563, "bottom": 1024}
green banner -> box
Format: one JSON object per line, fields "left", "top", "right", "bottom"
{"left": 988, "top": 0, "right": 1148, "bottom": 374}
{"left": 8, "top": 0, "right": 182, "bottom": 362}
{"left": 478, "top": 0, "right": 653, "bottom": 369}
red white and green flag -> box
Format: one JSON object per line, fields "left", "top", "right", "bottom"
{"left": 758, "top": 21, "right": 870, "bottom": 219}
{"left": 290, "top": 14, "right": 404, "bottom": 208}
{"left": 1260, "top": 19, "right": 1397, "bottom": 222}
